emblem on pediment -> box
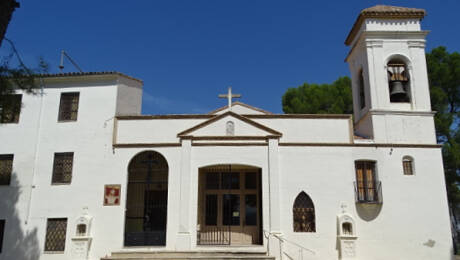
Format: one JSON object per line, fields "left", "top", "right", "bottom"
{"left": 226, "top": 121, "right": 235, "bottom": 136}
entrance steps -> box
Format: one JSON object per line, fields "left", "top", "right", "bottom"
{"left": 101, "top": 251, "right": 275, "bottom": 260}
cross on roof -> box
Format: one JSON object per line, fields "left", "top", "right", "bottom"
{"left": 218, "top": 87, "right": 241, "bottom": 110}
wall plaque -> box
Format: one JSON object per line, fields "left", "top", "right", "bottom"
{"left": 104, "top": 184, "right": 121, "bottom": 206}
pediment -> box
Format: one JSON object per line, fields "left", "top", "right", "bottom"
{"left": 177, "top": 111, "right": 281, "bottom": 139}
{"left": 209, "top": 102, "right": 272, "bottom": 115}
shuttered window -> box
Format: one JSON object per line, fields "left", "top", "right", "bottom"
{"left": 0, "top": 154, "right": 13, "bottom": 185}
{"left": 355, "top": 161, "right": 377, "bottom": 202}
{"left": 58, "top": 92, "right": 79, "bottom": 121}
{"left": 403, "top": 156, "right": 414, "bottom": 175}
{"left": 293, "top": 192, "right": 315, "bottom": 232}
{"left": 44, "top": 218, "right": 67, "bottom": 252}
{"left": 52, "top": 153, "right": 74, "bottom": 184}
{"left": 0, "top": 94, "right": 22, "bottom": 123}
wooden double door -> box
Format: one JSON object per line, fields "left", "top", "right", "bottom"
{"left": 198, "top": 167, "right": 262, "bottom": 245}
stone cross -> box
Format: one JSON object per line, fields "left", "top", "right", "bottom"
{"left": 218, "top": 87, "right": 241, "bottom": 110}
{"left": 340, "top": 202, "right": 347, "bottom": 213}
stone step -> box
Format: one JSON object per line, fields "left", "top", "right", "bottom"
{"left": 102, "top": 251, "right": 274, "bottom": 260}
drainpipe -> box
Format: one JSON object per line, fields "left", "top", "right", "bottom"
{"left": 25, "top": 78, "right": 45, "bottom": 224}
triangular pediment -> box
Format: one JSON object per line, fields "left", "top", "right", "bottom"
{"left": 209, "top": 102, "right": 272, "bottom": 115}
{"left": 177, "top": 111, "right": 281, "bottom": 139}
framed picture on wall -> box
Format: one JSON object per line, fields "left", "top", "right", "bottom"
{"left": 104, "top": 184, "right": 121, "bottom": 206}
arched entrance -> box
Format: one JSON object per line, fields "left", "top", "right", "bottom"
{"left": 124, "top": 151, "right": 168, "bottom": 246}
{"left": 197, "top": 164, "right": 262, "bottom": 246}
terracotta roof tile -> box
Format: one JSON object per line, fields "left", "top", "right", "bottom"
{"left": 34, "top": 71, "right": 143, "bottom": 83}
{"left": 345, "top": 5, "right": 426, "bottom": 46}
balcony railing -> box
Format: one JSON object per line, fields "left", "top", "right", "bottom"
{"left": 354, "top": 181, "right": 383, "bottom": 204}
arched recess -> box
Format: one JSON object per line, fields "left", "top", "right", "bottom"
{"left": 385, "top": 54, "right": 412, "bottom": 103}
{"left": 124, "top": 150, "right": 169, "bottom": 246}
{"left": 293, "top": 191, "right": 316, "bottom": 232}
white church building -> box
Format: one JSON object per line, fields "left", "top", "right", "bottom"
{"left": 0, "top": 5, "right": 454, "bottom": 260}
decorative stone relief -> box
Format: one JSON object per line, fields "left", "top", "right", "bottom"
{"left": 71, "top": 207, "right": 93, "bottom": 260}
{"left": 338, "top": 204, "right": 357, "bottom": 259}
{"left": 226, "top": 121, "right": 235, "bottom": 136}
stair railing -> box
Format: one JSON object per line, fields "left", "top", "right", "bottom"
{"left": 263, "top": 230, "right": 315, "bottom": 260}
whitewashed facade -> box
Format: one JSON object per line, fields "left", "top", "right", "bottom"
{"left": 0, "top": 5, "right": 454, "bottom": 260}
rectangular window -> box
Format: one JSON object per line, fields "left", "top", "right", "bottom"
{"left": 221, "top": 172, "right": 239, "bottom": 190}
{"left": 0, "top": 154, "right": 13, "bottom": 186}
{"left": 44, "top": 218, "right": 67, "bottom": 252}
{"left": 0, "top": 94, "right": 22, "bottom": 123}
{"left": 205, "top": 195, "right": 218, "bottom": 226}
{"left": 245, "top": 195, "right": 257, "bottom": 226}
{"left": 205, "top": 172, "right": 220, "bottom": 189}
{"left": 58, "top": 92, "right": 79, "bottom": 121}
{"left": 223, "top": 194, "right": 240, "bottom": 226}
{"left": 0, "top": 220, "right": 4, "bottom": 253}
{"left": 245, "top": 172, "right": 257, "bottom": 189}
{"left": 52, "top": 153, "right": 74, "bottom": 184}
{"left": 355, "top": 161, "right": 377, "bottom": 202}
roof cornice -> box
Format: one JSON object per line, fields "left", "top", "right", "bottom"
{"left": 345, "top": 5, "right": 426, "bottom": 46}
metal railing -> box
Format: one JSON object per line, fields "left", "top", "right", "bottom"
{"left": 263, "top": 230, "right": 315, "bottom": 260}
{"left": 354, "top": 181, "right": 383, "bottom": 204}
{"left": 197, "top": 226, "right": 231, "bottom": 245}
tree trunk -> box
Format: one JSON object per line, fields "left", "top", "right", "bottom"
{"left": 0, "top": 0, "right": 20, "bottom": 47}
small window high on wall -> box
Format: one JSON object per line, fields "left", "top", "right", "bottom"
{"left": 293, "top": 191, "right": 315, "bottom": 232}
{"left": 403, "top": 156, "right": 414, "bottom": 175}
{"left": 358, "top": 69, "right": 366, "bottom": 109}
{"left": 387, "top": 59, "right": 410, "bottom": 103}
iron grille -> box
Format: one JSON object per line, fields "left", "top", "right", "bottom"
{"left": 44, "top": 218, "right": 67, "bottom": 252}
{"left": 197, "top": 226, "right": 231, "bottom": 245}
{"left": 0, "top": 94, "right": 21, "bottom": 123}
{"left": 58, "top": 92, "right": 79, "bottom": 121}
{"left": 293, "top": 192, "right": 316, "bottom": 232}
{"left": 403, "top": 160, "right": 414, "bottom": 175}
{"left": 354, "top": 181, "right": 383, "bottom": 204}
{"left": 125, "top": 151, "right": 168, "bottom": 246}
{"left": 0, "top": 154, "right": 13, "bottom": 185}
{"left": 52, "top": 153, "right": 74, "bottom": 184}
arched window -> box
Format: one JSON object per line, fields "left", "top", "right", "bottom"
{"left": 403, "top": 156, "right": 414, "bottom": 175}
{"left": 293, "top": 192, "right": 315, "bottom": 232}
{"left": 387, "top": 59, "right": 410, "bottom": 103}
{"left": 358, "top": 69, "right": 366, "bottom": 109}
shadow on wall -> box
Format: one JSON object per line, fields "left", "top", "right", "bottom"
{"left": 0, "top": 173, "right": 40, "bottom": 260}
{"left": 355, "top": 204, "right": 382, "bottom": 222}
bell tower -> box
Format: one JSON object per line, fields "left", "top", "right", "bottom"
{"left": 345, "top": 5, "right": 436, "bottom": 144}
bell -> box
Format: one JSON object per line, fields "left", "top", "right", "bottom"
{"left": 390, "top": 80, "right": 407, "bottom": 102}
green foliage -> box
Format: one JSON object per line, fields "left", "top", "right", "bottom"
{"left": 281, "top": 46, "right": 460, "bottom": 208}
{"left": 426, "top": 46, "right": 460, "bottom": 205}
{"left": 282, "top": 76, "right": 353, "bottom": 114}
{"left": 0, "top": 38, "right": 48, "bottom": 111}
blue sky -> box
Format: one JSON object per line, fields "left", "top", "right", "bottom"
{"left": 3, "top": 0, "right": 460, "bottom": 114}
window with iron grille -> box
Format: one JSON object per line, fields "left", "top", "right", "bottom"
{"left": 44, "top": 218, "right": 67, "bottom": 252}
{"left": 58, "top": 92, "right": 79, "bottom": 121}
{"left": 293, "top": 191, "right": 315, "bottom": 232}
{"left": 0, "top": 219, "right": 4, "bottom": 253}
{"left": 0, "top": 94, "right": 22, "bottom": 123}
{"left": 0, "top": 154, "right": 13, "bottom": 185}
{"left": 52, "top": 153, "right": 74, "bottom": 184}
{"left": 403, "top": 156, "right": 414, "bottom": 175}
{"left": 355, "top": 161, "right": 378, "bottom": 202}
